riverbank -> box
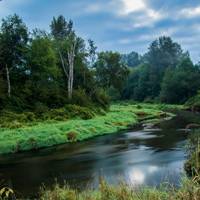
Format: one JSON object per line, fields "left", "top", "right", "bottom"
{"left": 40, "top": 177, "right": 200, "bottom": 200}
{"left": 0, "top": 103, "right": 180, "bottom": 155}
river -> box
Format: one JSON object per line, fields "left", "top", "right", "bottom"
{"left": 0, "top": 111, "right": 197, "bottom": 198}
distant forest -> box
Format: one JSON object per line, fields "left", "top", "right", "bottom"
{"left": 0, "top": 14, "right": 200, "bottom": 113}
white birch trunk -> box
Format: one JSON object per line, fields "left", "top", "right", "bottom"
{"left": 67, "top": 40, "right": 76, "bottom": 99}
{"left": 5, "top": 64, "right": 11, "bottom": 98}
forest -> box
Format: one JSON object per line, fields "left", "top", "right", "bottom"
{"left": 1, "top": 14, "right": 200, "bottom": 115}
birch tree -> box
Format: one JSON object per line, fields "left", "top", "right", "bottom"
{"left": 51, "top": 16, "right": 78, "bottom": 99}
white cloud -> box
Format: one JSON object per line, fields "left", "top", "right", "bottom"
{"left": 82, "top": 0, "right": 164, "bottom": 28}
{"left": 119, "top": 0, "right": 146, "bottom": 15}
{"left": 115, "top": 0, "right": 164, "bottom": 28}
{"left": 180, "top": 6, "right": 200, "bottom": 18}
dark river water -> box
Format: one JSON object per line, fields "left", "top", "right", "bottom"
{"left": 0, "top": 111, "right": 196, "bottom": 198}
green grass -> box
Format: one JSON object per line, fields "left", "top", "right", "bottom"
{"left": 185, "top": 130, "right": 200, "bottom": 177}
{"left": 39, "top": 177, "right": 200, "bottom": 200}
{"left": 0, "top": 103, "right": 177, "bottom": 155}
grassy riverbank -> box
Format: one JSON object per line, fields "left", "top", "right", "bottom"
{"left": 0, "top": 103, "right": 178, "bottom": 155}
{"left": 40, "top": 177, "right": 200, "bottom": 200}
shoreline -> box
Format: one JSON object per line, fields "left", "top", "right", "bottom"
{"left": 0, "top": 103, "right": 178, "bottom": 155}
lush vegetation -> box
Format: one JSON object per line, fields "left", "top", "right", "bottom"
{"left": 0, "top": 14, "right": 110, "bottom": 112}
{"left": 0, "top": 103, "right": 174, "bottom": 154}
{"left": 40, "top": 177, "right": 200, "bottom": 200}
{"left": 1, "top": 15, "right": 200, "bottom": 116}
{"left": 122, "top": 37, "right": 200, "bottom": 104}
{"left": 185, "top": 91, "right": 200, "bottom": 112}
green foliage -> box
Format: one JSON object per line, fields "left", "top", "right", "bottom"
{"left": 123, "top": 37, "right": 200, "bottom": 104}
{"left": 185, "top": 91, "right": 200, "bottom": 111}
{"left": 0, "top": 104, "right": 98, "bottom": 129}
{"left": 123, "top": 64, "right": 152, "bottom": 101}
{"left": 95, "top": 51, "right": 129, "bottom": 94}
{"left": 0, "top": 14, "right": 109, "bottom": 112}
{"left": 160, "top": 58, "right": 200, "bottom": 104}
{"left": 121, "top": 51, "right": 141, "bottom": 67}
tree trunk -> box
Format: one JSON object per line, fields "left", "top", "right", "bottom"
{"left": 67, "top": 41, "right": 76, "bottom": 100}
{"left": 5, "top": 64, "right": 11, "bottom": 98}
{"left": 59, "top": 50, "right": 68, "bottom": 78}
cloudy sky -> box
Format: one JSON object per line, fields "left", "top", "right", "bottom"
{"left": 0, "top": 0, "right": 200, "bottom": 62}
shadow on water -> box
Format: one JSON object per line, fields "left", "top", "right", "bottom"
{"left": 0, "top": 110, "right": 199, "bottom": 197}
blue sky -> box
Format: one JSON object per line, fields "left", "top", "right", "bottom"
{"left": 0, "top": 0, "right": 200, "bottom": 63}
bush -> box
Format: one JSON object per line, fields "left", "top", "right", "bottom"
{"left": 65, "top": 105, "right": 95, "bottom": 120}
{"left": 34, "top": 102, "right": 49, "bottom": 115}
{"left": 72, "top": 89, "right": 92, "bottom": 107}
{"left": 185, "top": 91, "right": 200, "bottom": 112}
{"left": 91, "top": 88, "right": 110, "bottom": 110}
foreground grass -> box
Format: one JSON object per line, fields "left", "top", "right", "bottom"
{"left": 40, "top": 177, "right": 200, "bottom": 200}
{"left": 0, "top": 103, "right": 177, "bottom": 155}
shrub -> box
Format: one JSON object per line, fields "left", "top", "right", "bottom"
{"left": 185, "top": 91, "right": 200, "bottom": 112}
{"left": 65, "top": 105, "right": 95, "bottom": 120}
{"left": 91, "top": 89, "right": 110, "bottom": 110}
{"left": 72, "top": 89, "right": 92, "bottom": 107}
{"left": 34, "top": 102, "right": 49, "bottom": 115}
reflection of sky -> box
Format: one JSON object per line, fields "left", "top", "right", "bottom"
{"left": 126, "top": 160, "right": 184, "bottom": 186}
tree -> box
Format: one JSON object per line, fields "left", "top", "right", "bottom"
{"left": 51, "top": 16, "right": 79, "bottom": 99}
{"left": 121, "top": 51, "right": 141, "bottom": 67}
{"left": 147, "top": 36, "right": 183, "bottom": 70}
{"left": 122, "top": 64, "right": 152, "bottom": 101}
{"left": 0, "top": 14, "right": 28, "bottom": 98}
{"left": 27, "top": 35, "right": 60, "bottom": 106}
{"left": 160, "top": 57, "right": 200, "bottom": 103}
{"left": 87, "top": 39, "right": 97, "bottom": 67}
{"left": 95, "top": 51, "right": 129, "bottom": 95}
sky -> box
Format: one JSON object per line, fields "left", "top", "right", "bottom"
{"left": 0, "top": 0, "right": 200, "bottom": 63}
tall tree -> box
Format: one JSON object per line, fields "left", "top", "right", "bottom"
{"left": 121, "top": 51, "right": 141, "bottom": 67}
{"left": 51, "top": 16, "right": 79, "bottom": 99}
{"left": 0, "top": 14, "right": 28, "bottom": 97}
{"left": 27, "top": 35, "right": 59, "bottom": 106}
{"left": 87, "top": 39, "right": 97, "bottom": 67}
{"left": 95, "top": 51, "right": 129, "bottom": 94}
{"left": 147, "top": 36, "right": 183, "bottom": 70}
{"left": 160, "top": 57, "right": 200, "bottom": 103}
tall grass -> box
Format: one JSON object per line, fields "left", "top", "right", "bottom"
{"left": 39, "top": 177, "right": 200, "bottom": 200}
{"left": 185, "top": 130, "right": 200, "bottom": 178}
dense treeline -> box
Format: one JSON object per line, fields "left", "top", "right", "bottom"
{"left": 122, "top": 37, "right": 200, "bottom": 104}
{"left": 0, "top": 14, "right": 199, "bottom": 115}
{"left": 0, "top": 14, "right": 112, "bottom": 112}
